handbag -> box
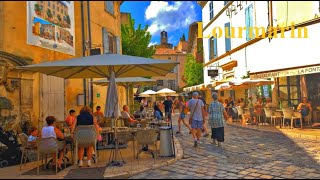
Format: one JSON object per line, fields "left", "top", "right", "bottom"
{"left": 189, "top": 100, "right": 199, "bottom": 124}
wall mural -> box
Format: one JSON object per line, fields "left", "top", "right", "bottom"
{"left": 27, "top": 1, "right": 75, "bottom": 55}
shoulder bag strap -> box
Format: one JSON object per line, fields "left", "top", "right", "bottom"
{"left": 190, "top": 100, "right": 199, "bottom": 120}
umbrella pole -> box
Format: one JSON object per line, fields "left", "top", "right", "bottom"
{"left": 126, "top": 83, "right": 129, "bottom": 106}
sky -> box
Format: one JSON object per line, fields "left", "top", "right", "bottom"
{"left": 120, "top": 1, "right": 202, "bottom": 47}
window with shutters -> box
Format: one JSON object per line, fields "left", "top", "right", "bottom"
{"left": 245, "top": 4, "right": 254, "bottom": 41}
{"left": 105, "top": 1, "right": 114, "bottom": 15}
{"left": 157, "top": 80, "right": 163, "bottom": 86}
{"left": 209, "top": 37, "right": 213, "bottom": 59}
{"left": 108, "top": 34, "right": 116, "bottom": 53}
{"left": 209, "top": 1, "right": 214, "bottom": 20}
{"left": 225, "top": 22, "right": 231, "bottom": 52}
{"left": 213, "top": 35, "right": 218, "bottom": 58}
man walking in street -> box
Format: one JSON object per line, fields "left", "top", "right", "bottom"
{"left": 163, "top": 96, "right": 174, "bottom": 123}
{"left": 187, "top": 92, "right": 206, "bottom": 147}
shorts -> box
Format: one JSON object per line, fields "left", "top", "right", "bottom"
{"left": 191, "top": 120, "right": 203, "bottom": 129}
{"left": 165, "top": 111, "right": 172, "bottom": 120}
{"left": 180, "top": 113, "right": 186, "bottom": 119}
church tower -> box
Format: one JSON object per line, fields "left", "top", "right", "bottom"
{"left": 160, "top": 30, "right": 168, "bottom": 44}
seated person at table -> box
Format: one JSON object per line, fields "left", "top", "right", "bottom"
{"left": 265, "top": 97, "right": 272, "bottom": 109}
{"left": 298, "top": 97, "right": 312, "bottom": 126}
{"left": 41, "top": 116, "right": 65, "bottom": 169}
{"left": 239, "top": 98, "right": 245, "bottom": 108}
{"left": 27, "top": 127, "right": 38, "bottom": 148}
{"left": 65, "top": 109, "right": 76, "bottom": 128}
{"left": 154, "top": 105, "right": 163, "bottom": 120}
{"left": 121, "top": 105, "right": 139, "bottom": 125}
{"left": 93, "top": 106, "right": 104, "bottom": 123}
{"left": 253, "top": 98, "right": 263, "bottom": 124}
{"left": 134, "top": 105, "right": 147, "bottom": 118}
{"left": 71, "top": 106, "right": 99, "bottom": 167}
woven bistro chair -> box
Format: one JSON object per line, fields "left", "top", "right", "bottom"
{"left": 116, "top": 130, "right": 135, "bottom": 166}
{"left": 36, "top": 137, "right": 66, "bottom": 175}
{"left": 73, "top": 125, "right": 98, "bottom": 166}
{"left": 264, "top": 108, "right": 273, "bottom": 125}
{"left": 282, "top": 108, "right": 301, "bottom": 129}
{"left": 18, "top": 133, "right": 37, "bottom": 172}
{"left": 135, "top": 129, "right": 158, "bottom": 164}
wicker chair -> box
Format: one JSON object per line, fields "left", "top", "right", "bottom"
{"left": 36, "top": 137, "right": 65, "bottom": 175}
{"left": 282, "top": 109, "right": 301, "bottom": 129}
{"left": 18, "top": 133, "right": 37, "bottom": 172}
{"left": 135, "top": 129, "right": 158, "bottom": 164}
{"left": 73, "top": 125, "right": 98, "bottom": 166}
{"left": 264, "top": 108, "right": 273, "bottom": 125}
{"left": 116, "top": 130, "right": 135, "bottom": 163}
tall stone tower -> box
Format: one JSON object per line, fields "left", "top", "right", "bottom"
{"left": 160, "top": 30, "right": 168, "bottom": 44}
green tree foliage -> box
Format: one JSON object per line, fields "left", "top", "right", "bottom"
{"left": 121, "top": 15, "right": 155, "bottom": 58}
{"left": 46, "top": 9, "right": 52, "bottom": 18}
{"left": 57, "top": 14, "right": 62, "bottom": 22}
{"left": 184, "top": 53, "right": 204, "bottom": 86}
{"left": 34, "top": 4, "right": 41, "bottom": 12}
{"left": 65, "top": 14, "right": 71, "bottom": 25}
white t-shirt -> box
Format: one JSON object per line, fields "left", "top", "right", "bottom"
{"left": 41, "top": 126, "right": 56, "bottom": 139}
{"left": 121, "top": 111, "right": 131, "bottom": 119}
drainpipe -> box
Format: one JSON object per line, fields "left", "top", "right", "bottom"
{"left": 81, "top": 1, "right": 87, "bottom": 106}
{"left": 87, "top": 1, "right": 93, "bottom": 110}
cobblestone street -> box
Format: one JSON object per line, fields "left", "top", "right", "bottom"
{"left": 131, "top": 115, "right": 320, "bottom": 179}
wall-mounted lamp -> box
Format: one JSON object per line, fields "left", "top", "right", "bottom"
{"left": 77, "top": 94, "right": 85, "bottom": 106}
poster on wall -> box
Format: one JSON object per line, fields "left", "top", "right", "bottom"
{"left": 27, "top": 1, "right": 75, "bottom": 56}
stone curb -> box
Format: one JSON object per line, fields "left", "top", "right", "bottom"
{"left": 103, "top": 135, "right": 184, "bottom": 179}
{"left": 227, "top": 123, "right": 320, "bottom": 141}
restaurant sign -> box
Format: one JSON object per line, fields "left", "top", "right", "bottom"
{"left": 250, "top": 65, "right": 320, "bottom": 79}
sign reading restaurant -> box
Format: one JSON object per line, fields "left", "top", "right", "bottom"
{"left": 250, "top": 65, "right": 320, "bottom": 79}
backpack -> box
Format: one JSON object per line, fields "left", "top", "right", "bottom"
{"left": 183, "top": 103, "right": 190, "bottom": 114}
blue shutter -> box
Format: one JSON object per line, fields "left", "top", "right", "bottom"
{"left": 213, "top": 34, "right": 218, "bottom": 58}
{"left": 245, "top": 7, "right": 249, "bottom": 41}
{"left": 225, "top": 22, "right": 231, "bottom": 52}
{"left": 245, "top": 4, "right": 254, "bottom": 41}
{"left": 208, "top": 38, "right": 211, "bottom": 59}
{"left": 249, "top": 4, "right": 254, "bottom": 39}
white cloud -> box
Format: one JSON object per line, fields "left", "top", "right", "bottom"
{"left": 145, "top": 1, "right": 197, "bottom": 36}
{"left": 148, "top": 42, "right": 158, "bottom": 47}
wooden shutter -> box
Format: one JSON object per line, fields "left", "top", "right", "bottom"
{"left": 116, "top": 36, "right": 121, "bottom": 54}
{"left": 102, "top": 27, "right": 109, "bottom": 53}
{"left": 225, "top": 22, "right": 231, "bottom": 52}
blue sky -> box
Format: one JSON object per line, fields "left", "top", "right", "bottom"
{"left": 120, "top": 1, "right": 202, "bottom": 47}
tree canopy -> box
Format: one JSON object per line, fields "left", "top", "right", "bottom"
{"left": 183, "top": 53, "right": 204, "bottom": 86}
{"left": 121, "top": 15, "right": 155, "bottom": 58}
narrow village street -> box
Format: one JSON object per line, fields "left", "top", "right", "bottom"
{"left": 131, "top": 114, "right": 320, "bottom": 179}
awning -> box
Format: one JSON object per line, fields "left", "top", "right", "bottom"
{"left": 221, "top": 60, "right": 237, "bottom": 71}
{"left": 250, "top": 64, "right": 320, "bottom": 80}
{"left": 183, "top": 83, "right": 209, "bottom": 92}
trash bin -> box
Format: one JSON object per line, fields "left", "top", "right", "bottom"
{"left": 159, "top": 126, "right": 173, "bottom": 157}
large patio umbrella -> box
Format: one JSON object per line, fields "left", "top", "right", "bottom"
{"left": 156, "top": 88, "right": 176, "bottom": 96}
{"left": 18, "top": 53, "right": 178, "bottom": 79}
{"left": 18, "top": 53, "right": 179, "bottom": 161}
{"left": 92, "top": 77, "right": 156, "bottom": 105}
{"left": 140, "top": 89, "right": 157, "bottom": 95}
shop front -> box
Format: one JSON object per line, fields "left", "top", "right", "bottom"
{"left": 250, "top": 64, "right": 320, "bottom": 122}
